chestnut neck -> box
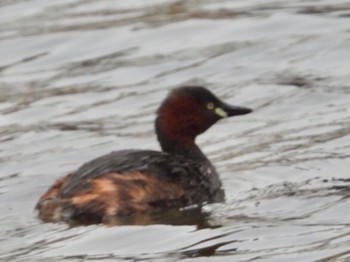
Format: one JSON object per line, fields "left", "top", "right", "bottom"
{"left": 156, "top": 128, "right": 206, "bottom": 161}
{"left": 155, "top": 96, "right": 213, "bottom": 162}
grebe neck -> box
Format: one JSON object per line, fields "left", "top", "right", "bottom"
{"left": 156, "top": 132, "right": 208, "bottom": 162}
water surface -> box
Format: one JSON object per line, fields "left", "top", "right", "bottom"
{"left": 1, "top": 0, "right": 350, "bottom": 261}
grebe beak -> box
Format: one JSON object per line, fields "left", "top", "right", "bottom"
{"left": 216, "top": 103, "right": 252, "bottom": 118}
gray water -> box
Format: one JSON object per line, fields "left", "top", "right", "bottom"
{"left": 1, "top": 0, "right": 350, "bottom": 261}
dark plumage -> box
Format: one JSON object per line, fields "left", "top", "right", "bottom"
{"left": 36, "top": 86, "right": 252, "bottom": 225}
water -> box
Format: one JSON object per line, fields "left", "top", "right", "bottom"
{"left": 1, "top": 0, "right": 350, "bottom": 261}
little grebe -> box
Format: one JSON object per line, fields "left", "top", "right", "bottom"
{"left": 36, "top": 86, "right": 252, "bottom": 224}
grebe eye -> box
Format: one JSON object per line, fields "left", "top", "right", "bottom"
{"left": 207, "top": 102, "right": 214, "bottom": 110}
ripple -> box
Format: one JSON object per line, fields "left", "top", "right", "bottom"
{"left": 1, "top": 0, "right": 350, "bottom": 261}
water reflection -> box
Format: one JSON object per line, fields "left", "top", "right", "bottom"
{"left": 64, "top": 206, "right": 214, "bottom": 228}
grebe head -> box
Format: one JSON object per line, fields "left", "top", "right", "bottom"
{"left": 156, "top": 86, "right": 252, "bottom": 154}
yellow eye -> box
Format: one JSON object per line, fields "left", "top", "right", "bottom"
{"left": 207, "top": 102, "right": 214, "bottom": 110}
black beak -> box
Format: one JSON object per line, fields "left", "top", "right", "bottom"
{"left": 221, "top": 102, "right": 252, "bottom": 117}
